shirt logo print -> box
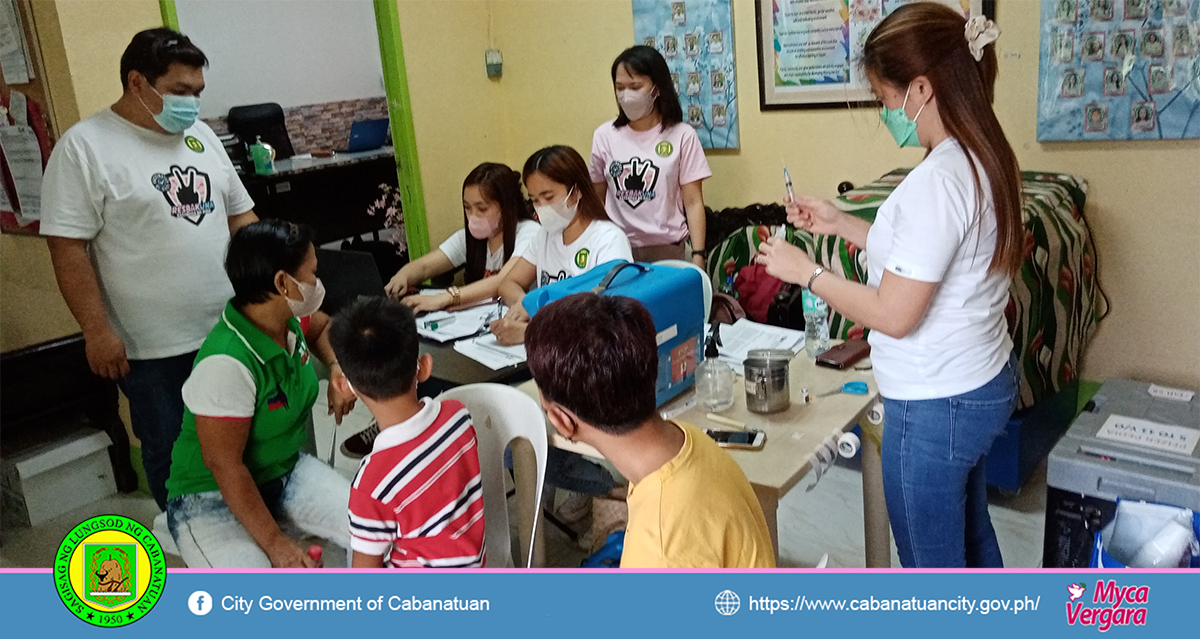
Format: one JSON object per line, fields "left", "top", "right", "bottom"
{"left": 266, "top": 384, "right": 289, "bottom": 411}
{"left": 151, "top": 166, "right": 216, "bottom": 225}
{"left": 608, "top": 157, "right": 660, "bottom": 209}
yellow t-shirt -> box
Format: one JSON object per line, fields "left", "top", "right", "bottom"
{"left": 621, "top": 420, "right": 776, "bottom": 568}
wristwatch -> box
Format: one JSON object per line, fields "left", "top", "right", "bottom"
{"left": 448, "top": 286, "right": 462, "bottom": 306}
{"left": 691, "top": 248, "right": 707, "bottom": 258}
{"left": 806, "top": 266, "right": 825, "bottom": 290}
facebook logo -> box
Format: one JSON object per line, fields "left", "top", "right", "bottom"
{"left": 188, "top": 590, "right": 213, "bottom": 616}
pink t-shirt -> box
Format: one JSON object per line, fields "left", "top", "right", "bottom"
{"left": 589, "top": 119, "right": 712, "bottom": 248}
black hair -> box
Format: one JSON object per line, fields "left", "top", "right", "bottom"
{"left": 462, "top": 163, "right": 534, "bottom": 284}
{"left": 522, "top": 146, "right": 609, "bottom": 222}
{"left": 120, "top": 28, "right": 208, "bottom": 90}
{"left": 525, "top": 293, "right": 658, "bottom": 434}
{"left": 328, "top": 296, "right": 420, "bottom": 401}
{"left": 610, "top": 45, "right": 682, "bottom": 129}
{"left": 226, "top": 219, "right": 314, "bottom": 309}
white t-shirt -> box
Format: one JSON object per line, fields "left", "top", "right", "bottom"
{"left": 589, "top": 119, "right": 711, "bottom": 248}
{"left": 438, "top": 219, "right": 541, "bottom": 277}
{"left": 864, "top": 139, "right": 1012, "bottom": 401}
{"left": 40, "top": 109, "right": 254, "bottom": 360}
{"left": 519, "top": 220, "right": 634, "bottom": 289}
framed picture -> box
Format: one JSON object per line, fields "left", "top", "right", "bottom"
{"left": 1084, "top": 103, "right": 1108, "bottom": 132}
{"left": 1081, "top": 32, "right": 1105, "bottom": 62}
{"left": 1061, "top": 68, "right": 1085, "bottom": 97}
{"left": 1141, "top": 30, "right": 1164, "bottom": 57}
{"left": 1125, "top": 0, "right": 1149, "bottom": 19}
{"left": 1130, "top": 101, "right": 1156, "bottom": 132}
{"left": 756, "top": 0, "right": 994, "bottom": 109}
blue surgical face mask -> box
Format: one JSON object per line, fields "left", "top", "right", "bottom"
{"left": 139, "top": 85, "right": 200, "bottom": 133}
{"left": 879, "top": 83, "right": 928, "bottom": 148}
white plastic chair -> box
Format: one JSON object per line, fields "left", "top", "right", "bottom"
{"left": 655, "top": 259, "right": 713, "bottom": 325}
{"left": 438, "top": 383, "right": 547, "bottom": 568}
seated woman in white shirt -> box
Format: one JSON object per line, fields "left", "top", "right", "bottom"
{"left": 384, "top": 162, "right": 540, "bottom": 312}
{"left": 489, "top": 145, "right": 634, "bottom": 346}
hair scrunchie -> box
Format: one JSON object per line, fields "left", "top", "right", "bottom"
{"left": 965, "top": 16, "right": 1000, "bottom": 62}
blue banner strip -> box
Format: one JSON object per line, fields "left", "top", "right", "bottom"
{"left": 4, "top": 570, "right": 1198, "bottom": 636}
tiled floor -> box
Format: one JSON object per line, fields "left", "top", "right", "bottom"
{"left": 0, "top": 381, "right": 1047, "bottom": 568}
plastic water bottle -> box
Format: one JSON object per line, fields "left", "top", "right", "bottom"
{"left": 696, "top": 326, "right": 735, "bottom": 412}
{"left": 802, "top": 289, "right": 830, "bottom": 357}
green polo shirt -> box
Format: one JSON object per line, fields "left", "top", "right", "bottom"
{"left": 166, "top": 301, "right": 318, "bottom": 498}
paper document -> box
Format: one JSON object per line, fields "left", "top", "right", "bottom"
{"left": 0, "top": 0, "right": 33, "bottom": 85}
{"left": 415, "top": 304, "right": 504, "bottom": 342}
{"left": 453, "top": 334, "right": 526, "bottom": 370}
{"left": 0, "top": 124, "right": 42, "bottom": 223}
{"left": 715, "top": 318, "right": 805, "bottom": 368}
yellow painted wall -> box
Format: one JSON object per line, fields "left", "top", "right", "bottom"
{"left": 413, "top": 0, "right": 1196, "bottom": 388}
{"left": 9, "top": 0, "right": 1198, "bottom": 390}
{"left": 395, "top": 1, "right": 508, "bottom": 247}
{"left": 1, "top": 0, "right": 162, "bottom": 353}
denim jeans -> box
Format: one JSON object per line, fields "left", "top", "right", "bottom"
{"left": 166, "top": 454, "right": 351, "bottom": 568}
{"left": 881, "top": 354, "right": 1019, "bottom": 568}
{"left": 503, "top": 447, "right": 617, "bottom": 496}
{"left": 117, "top": 351, "right": 197, "bottom": 510}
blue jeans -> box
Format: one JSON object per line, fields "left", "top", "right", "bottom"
{"left": 503, "top": 447, "right": 617, "bottom": 496}
{"left": 117, "top": 351, "right": 197, "bottom": 510}
{"left": 881, "top": 355, "right": 1019, "bottom": 568}
{"left": 166, "top": 454, "right": 350, "bottom": 568}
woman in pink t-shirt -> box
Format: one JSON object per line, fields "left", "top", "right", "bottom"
{"left": 590, "top": 45, "right": 712, "bottom": 267}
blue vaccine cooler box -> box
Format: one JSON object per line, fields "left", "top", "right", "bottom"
{"left": 522, "top": 260, "right": 705, "bottom": 406}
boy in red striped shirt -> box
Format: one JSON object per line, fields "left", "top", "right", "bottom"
{"left": 329, "top": 297, "right": 485, "bottom": 568}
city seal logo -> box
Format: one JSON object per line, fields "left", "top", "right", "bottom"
{"left": 655, "top": 141, "right": 674, "bottom": 157}
{"left": 54, "top": 515, "right": 166, "bottom": 627}
{"left": 574, "top": 248, "right": 590, "bottom": 269}
{"left": 185, "top": 135, "right": 205, "bottom": 153}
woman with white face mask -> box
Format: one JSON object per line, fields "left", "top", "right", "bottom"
{"left": 490, "top": 145, "right": 634, "bottom": 346}
{"left": 385, "top": 163, "right": 540, "bottom": 312}
{"left": 590, "top": 45, "right": 712, "bottom": 267}
{"left": 164, "top": 220, "right": 354, "bottom": 567}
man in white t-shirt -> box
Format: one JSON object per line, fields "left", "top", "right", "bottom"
{"left": 41, "top": 29, "right": 258, "bottom": 510}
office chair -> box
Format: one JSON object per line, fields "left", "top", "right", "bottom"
{"left": 227, "top": 102, "right": 296, "bottom": 160}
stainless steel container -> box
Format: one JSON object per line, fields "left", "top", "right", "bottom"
{"left": 744, "top": 350, "right": 793, "bottom": 414}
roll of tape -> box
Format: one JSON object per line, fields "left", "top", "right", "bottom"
{"left": 837, "top": 431, "right": 860, "bottom": 458}
{"left": 816, "top": 437, "right": 836, "bottom": 466}
{"left": 867, "top": 401, "right": 884, "bottom": 425}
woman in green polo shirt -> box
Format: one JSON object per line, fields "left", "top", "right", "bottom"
{"left": 165, "top": 219, "right": 356, "bottom": 568}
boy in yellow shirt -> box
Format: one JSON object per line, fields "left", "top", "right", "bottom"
{"left": 525, "top": 292, "right": 775, "bottom": 568}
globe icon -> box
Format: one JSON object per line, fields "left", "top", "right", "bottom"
{"left": 714, "top": 590, "right": 740, "bottom": 616}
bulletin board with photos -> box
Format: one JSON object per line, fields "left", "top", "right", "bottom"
{"left": 1038, "top": 0, "right": 1200, "bottom": 140}
{"left": 634, "top": 0, "right": 739, "bottom": 149}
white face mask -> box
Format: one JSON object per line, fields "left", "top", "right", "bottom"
{"left": 534, "top": 186, "right": 577, "bottom": 234}
{"left": 285, "top": 275, "right": 325, "bottom": 318}
{"left": 617, "top": 87, "right": 656, "bottom": 121}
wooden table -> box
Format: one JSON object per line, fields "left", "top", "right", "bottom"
{"left": 517, "top": 348, "right": 893, "bottom": 568}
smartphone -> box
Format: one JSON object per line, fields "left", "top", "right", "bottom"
{"left": 705, "top": 429, "right": 766, "bottom": 450}
{"left": 815, "top": 339, "right": 871, "bottom": 370}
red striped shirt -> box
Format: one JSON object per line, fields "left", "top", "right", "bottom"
{"left": 347, "top": 398, "right": 486, "bottom": 568}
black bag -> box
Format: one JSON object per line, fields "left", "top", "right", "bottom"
{"left": 766, "top": 284, "right": 806, "bottom": 331}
